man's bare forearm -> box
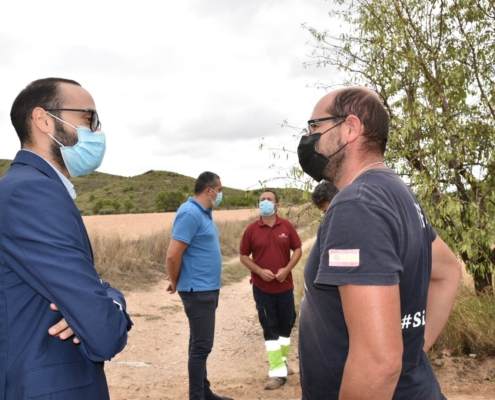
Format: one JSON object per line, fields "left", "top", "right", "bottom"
{"left": 284, "top": 247, "right": 302, "bottom": 271}
{"left": 424, "top": 236, "right": 461, "bottom": 351}
{"left": 424, "top": 278, "right": 460, "bottom": 351}
{"left": 240, "top": 254, "right": 262, "bottom": 275}
{"left": 166, "top": 259, "right": 182, "bottom": 288}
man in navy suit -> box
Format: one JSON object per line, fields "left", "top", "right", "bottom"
{"left": 0, "top": 78, "right": 133, "bottom": 399}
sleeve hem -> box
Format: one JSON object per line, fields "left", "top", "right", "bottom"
{"left": 315, "top": 272, "right": 400, "bottom": 287}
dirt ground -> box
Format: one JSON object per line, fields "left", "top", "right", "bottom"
{"left": 84, "top": 212, "right": 495, "bottom": 400}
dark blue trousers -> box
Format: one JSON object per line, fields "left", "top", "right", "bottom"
{"left": 179, "top": 290, "right": 219, "bottom": 400}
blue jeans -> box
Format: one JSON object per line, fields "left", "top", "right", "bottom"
{"left": 179, "top": 290, "right": 219, "bottom": 400}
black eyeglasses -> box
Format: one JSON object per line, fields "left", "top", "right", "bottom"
{"left": 45, "top": 108, "right": 101, "bottom": 132}
{"left": 307, "top": 115, "right": 347, "bottom": 134}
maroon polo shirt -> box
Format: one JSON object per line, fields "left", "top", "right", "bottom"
{"left": 239, "top": 215, "right": 302, "bottom": 294}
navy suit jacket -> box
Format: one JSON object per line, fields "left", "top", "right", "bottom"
{"left": 0, "top": 151, "right": 132, "bottom": 399}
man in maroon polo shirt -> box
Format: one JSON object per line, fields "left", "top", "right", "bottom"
{"left": 239, "top": 190, "right": 302, "bottom": 390}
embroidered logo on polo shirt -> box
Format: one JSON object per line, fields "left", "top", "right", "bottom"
{"left": 278, "top": 233, "right": 288, "bottom": 238}
{"left": 329, "top": 249, "right": 360, "bottom": 267}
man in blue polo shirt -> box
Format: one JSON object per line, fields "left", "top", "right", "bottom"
{"left": 166, "top": 171, "right": 232, "bottom": 400}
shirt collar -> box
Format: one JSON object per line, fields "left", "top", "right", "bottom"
{"left": 188, "top": 197, "right": 212, "bottom": 219}
{"left": 21, "top": 150, "right": 77, "bottom": 199}
{"left": 257, "top": 214, "right": 280, "bottom": 227}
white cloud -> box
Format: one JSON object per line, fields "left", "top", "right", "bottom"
{"left": 0, "top": 0, "right": 343, "bottom": 190}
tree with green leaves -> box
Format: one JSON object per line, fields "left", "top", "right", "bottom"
{"left": 303, "top": 0, "right": 495, "bottom": 293}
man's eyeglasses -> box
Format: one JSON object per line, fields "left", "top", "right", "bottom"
{"left": 307, "top": 115, "right": 347, "bottom": 134}
{"left": 45, "top": 108, "right": 101, "bottom": 132}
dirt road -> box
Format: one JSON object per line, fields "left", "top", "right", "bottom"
{"left": 105, "top": 273, "right": 495, "bottom": 400}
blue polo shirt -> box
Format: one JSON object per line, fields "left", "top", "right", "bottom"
{"left": 172, "top": 197, "right": 222, "bottom": 292}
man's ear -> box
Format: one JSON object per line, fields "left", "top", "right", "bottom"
{"left": 31, "top": 107, "right": 51, "bottom": 134}
{"left": 344, "top": 115, "right": 362, "bottom": 144}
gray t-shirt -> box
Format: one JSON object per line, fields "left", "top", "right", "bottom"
{"left": 299, "top": 169, "right": 445, "bottom": 400}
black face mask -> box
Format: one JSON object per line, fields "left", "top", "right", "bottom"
{"left": 297, "top": 131, "right": 348, "bottom": 182}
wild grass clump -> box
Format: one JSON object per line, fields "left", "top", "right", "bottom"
{"left": 431, "top": 283, "right": 495, "bottom": 356}
{"left": 217, "top": 216, "right": 258, "bottom": 259}
{"left": 221, "top": 261, "right": 251, "bottom": 286}
{"left": 91, "top": 230, "right": 171, "bottom": 291}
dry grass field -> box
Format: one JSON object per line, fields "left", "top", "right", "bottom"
{"left": 83, "top": 209, "right": 258, "bottom": 240}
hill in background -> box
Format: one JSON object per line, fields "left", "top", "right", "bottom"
{"left": 0, "top": 159, "right": 305, "bottom": 215}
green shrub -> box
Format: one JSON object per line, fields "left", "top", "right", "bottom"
{"left": 124, "top": 198, "right": 135, "bottom": 213}
{"left": 99, "top": 208, "right": 116, "bottom": 215}
{"left": 113, "top": 200, "right": 121, "bottom": 212}
{"left": 92, "top": 199, "right": 104, "bottom": 214}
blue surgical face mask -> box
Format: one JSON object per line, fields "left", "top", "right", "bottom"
{"left": 209, "top": 189, "right": 223, "bottom": 207}
{"left": 47, "top": 113, "right": 106, "bottom": 177}
{"left": 260, "top": 200, "right": 276, "bottom": 216}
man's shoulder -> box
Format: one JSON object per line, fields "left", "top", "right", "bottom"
{"left": 173, "top": 199, "right": 212, "bottom": 232}
{"left": 0, "top": 163, "right": 60, "bottom": 198}
{"left": 332, "top": 170, "right": 409, "bottom": 211}
{"left": 178, "top": 198, "right": 206, "bottom": 212}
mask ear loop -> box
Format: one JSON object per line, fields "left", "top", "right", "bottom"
{"left": 46, "top": 133, "right": 65, "bottom": 148}
{"left": 46, "top": 112, "right": 77, "bottom": 130}
{"left": 314, "top": 119, "right": 349, "bottom": 157}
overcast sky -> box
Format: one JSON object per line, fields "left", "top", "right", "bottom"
{"left": 0, "top": 0, "right": 342, "bottom": 190}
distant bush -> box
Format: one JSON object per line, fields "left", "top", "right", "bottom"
{"left": 89, "top": 194, "right": 95, "bottom": 202}
{"left": 92, "top": 198, "right": 122, "bottom": 214}
{"left": 99, "top": 208, "right": 116, "bottom": 215}
{"left": 156, "top": 190, "right": 186, "bottom": 212}
{"left": 124, "top": 198, "right": 135, "bottom": 213}
{"left": 223, "top": 195, "right": 257, "bottom": 208}
{"left": 113, "top": 200, "right": 121, "bottom": 212}
{"left": 92, "top": 199, "right": 104, "bottom": 214}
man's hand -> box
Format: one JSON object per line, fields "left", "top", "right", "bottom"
{"left": 259, "top": 268, "right": 276, "bottom": 282}
{"left": 48, "top": 303, "right": 80, "bottom": 344}
{"left": 275, "top": 267, "right": 290, "bottom": 282}
{"left": 166, "top": 276, "right": 177, "bottom": 294}
{"left": 166, "top": 239, "right": 187, "bottom": 295}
